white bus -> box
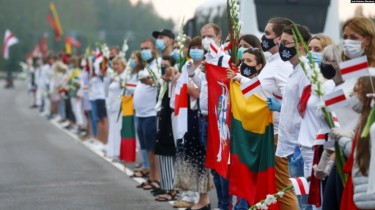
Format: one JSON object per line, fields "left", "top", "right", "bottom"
{"left": 185, "top": 0, "right": 340, "bottom": 42}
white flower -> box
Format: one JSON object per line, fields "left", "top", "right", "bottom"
{"left": 265, "top": 195, "right": 277, "bottom": 205}
{"left": 282, "top": 49, "right": 292, "bottom": 59}
{"left": 277, "top": 191, "right": 285, "bottom": 198}
{"left": 260, "top": 203, "right": 269, "bottom": 210}
{"left": 255, "top": 203, "right": 262, "bottom": 208}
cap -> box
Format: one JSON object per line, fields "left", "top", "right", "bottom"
{"left": 152, "top": 29, "right": 175, "bottom": 40}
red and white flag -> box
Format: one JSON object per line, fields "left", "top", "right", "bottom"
{"left": 323, "top": 89, "right": 348, "bottom": 112}
{"left": 289, "top": 177, "right": 310, "bottom": 195}
{"left": 2, "top": 29, "right": 18, "bottom": 59}
{"left": 339, "top": 56, "right": 369, "bottom": 81}
{"left": 240, "top": 77, "right": 262, "bottom": 99}
{"left": 273, "top": 90, "right": 283, "bottom": 100}
{"left": 174, "top": 64, "right": 188, "bottom": 139}
{"left": 313, "top": 128, "right": 329, "bottom": 146}
{"left": 331, "top": 112, "right": 341, "bottom": 127}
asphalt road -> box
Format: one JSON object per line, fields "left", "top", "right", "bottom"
{"left": 0, "top": 81, "right": 174, "bottom": 210}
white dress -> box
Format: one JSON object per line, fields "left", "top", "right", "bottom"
{"left": 106, "top": 75, "right": 123, "bottom": 158}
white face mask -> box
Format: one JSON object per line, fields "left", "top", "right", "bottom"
{"left": 342, "top": 39, "right": 364, "bottom": 59}
{"left": 348, "top": 95, "right": 363, "bottom": 113}
{"left": 202, "top": 37, "right": 212, "bottom": 51}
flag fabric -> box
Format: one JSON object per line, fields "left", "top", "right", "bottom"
{"left": 47, "top": 2, "right": 63, "bottom": 41}
{"left": 289, "top": 177, "right": 310, "bottom": 195}
{"left": 32, "top": 44, "right": 41, "bottom": 57}
{"left": 323, "top": 89, "right": 348, "bottom": 112}
{"left": 331, "top": 112, "right": 341, "bottom": 127}
{"left": 313, "top": 128, "right": 329, "bottom": 146}
{"left": 206, "top": 63, "right": 231, "bottom": 178}
{"left": 240, "top": 76, "right": 262, "bottom": 99}
{"left": 40, "top": 33, "right": 48, "bottom": 56}
{"left": 2, "top": 29, "right": 18, "bottom": 59}
{"left": 65, "top": 36, "right": 81, "bottom": 54}
{"left": 339, "top": 56, "right": 369, "bottom": 81}
{"left": 119, "top": 96, "right": 136, "bottom": 162}
{"left": 173, "top": 64, "right": 188, "bottom": 139}
{"left": 229, "top": 81, "right": 277, "bottom": 207}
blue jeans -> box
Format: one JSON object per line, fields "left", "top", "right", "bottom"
{"left": 89, "top": 100, "right": 98, "bottom": 137}
{"left": 288, "top": 146, "right": 312, "bottom": 210}
{"left": 234, "top": 197, "right": 249, "bottom": 210}
{"left": 211, "top": 170, "right": 230, "bottom": 210}
{"left": 134, "top": 117, "right": 149, "bottom": 169}
{"left": 198, "top": 117, "right": 208, "bottom": 150}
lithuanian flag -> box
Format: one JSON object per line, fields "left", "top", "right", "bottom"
{"left": 47, "top": 2, "right": 63, "bottom": 41}
{"left": 229, "top": 82, "right": 278, "bottom": 208}
{"left": 119, "top": 96, "right": 136, "bottom": 162}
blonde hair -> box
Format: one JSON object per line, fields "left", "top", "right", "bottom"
{"left": 111, "top": 56, "right": 126, "bottom": 70}
{"left": 322, "top": 44, "right": 343, "bottom": 64}
{"left": 308, "top": 34, "right": 335, "bottom": 50}
{"left": 343, "top": 17, "right": 375, "bottom": 67}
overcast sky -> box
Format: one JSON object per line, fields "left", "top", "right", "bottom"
{"left": 130, "top": 0, "right": 375, "bottom": 23}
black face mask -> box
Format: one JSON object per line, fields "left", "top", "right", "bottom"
{"left": 279, "top": 43, "right": 297, "bottom": 61}
{"left": 240, "top": 63, "right": 257, "bottom": 77}
{"left": 261, "top": 35, "right": 276, "bottom": 52}
{"left": 161, "top": 65, "right": 167, "bottom": 75}
{"left": 320, "top": 63, "right": 336, "bottom": 79}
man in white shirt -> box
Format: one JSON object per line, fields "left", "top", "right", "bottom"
{"left": 133, "top": 39, "right": 160, "bottom": 188}
{"left": 268, "top": 23, "right": 312, "bottom": 210}
{"left": 259, "top": 18, "right": 300, "bottom": 210}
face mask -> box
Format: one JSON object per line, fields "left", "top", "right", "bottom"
{"left": 279, "top": 43, "right": 297, "bottom": 61}
{"left": 172, "top": 48, "right": 184, "bottom": 61}
{"left": 348, "top": 95, "right": 363, "bottom": 113}
{"left": 261, "top": 35, "right": 276, "bottom": 52}
{"left": 237, "top": 47, "right": 248, "bottom": 60}
{"left": 320, "top": 63, "right": 336, "bottom": 80}
{"left": 155, "top": 39, "right": 166, "bottom": 52}
{"left": 141, "top": 49, "right": 153, "bottom": 61}
{"left": 161, "top": 65, "right": 167, "bottom": 75}
{"left": 202, "top": 37, "right": 212, "bottom": 51}
{"left": 189, "top": 49, "right": 205, "bottom": 61}
{"left": 342, "top": 39, "right": 364, "bottom": 59}
{"left": 310, "top": 51, "right": 323, "bottom": 64}
{"left": 240, "top": 63, "right": 257, "bottom": 77}
{"left": 129, "top": 59, "right": 136, "bottom": 69}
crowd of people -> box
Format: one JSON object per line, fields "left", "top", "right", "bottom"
{"left": 24, "top": 15, "right": 375, "bottom": 210}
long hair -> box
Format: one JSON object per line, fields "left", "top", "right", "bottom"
{"left": 342, "top": 17, "right": 375, "bottom": 67}
{"left": 355, "top": 76, "right": 375, "bottom": 175}
{"left": 131, "top": 51, "right": 144, "bottom": 74}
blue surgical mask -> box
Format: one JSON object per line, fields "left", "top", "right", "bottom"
{"left": 237, "top": 47, "right": 248, "bottom": 60}
{"left": 189, "top": 49, "right": 204, "bottom": 61}
{"left": 155, "top": 39, "right": 166, "bottom": 52}
{"left": 141, "top": 49, "right": 153, "bottom": 61}
{"left": 173, "top": 49, "right": 184, "bottom": 61}
{"left": 309, "top": 51, "right": 323, "bottom": 65}
{"left": 129, "top": 58, "right": 136, "bottom": 69}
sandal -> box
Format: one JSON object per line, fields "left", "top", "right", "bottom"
{"left": 143, "top": 180, "right": 160, "bottom": 190}
{"left": 130, "top": 170, "right": 149, "bottom": 178}
{"left": 136, "top": 179, "right": 151, "bottom": 188}
{"left": 155, "top": 191, "right": 178, "bottom": 202}
{"left": 152, "top": 188, "right": 166, "bottom": 196}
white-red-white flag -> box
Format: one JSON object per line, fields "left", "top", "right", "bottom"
{"left": 2, "top": 29, "right": 18, "bottom": 59}
{"left": 289, "top": 177, "right": 310, "bottom": 195}
{"left": 324, "top": 89, "right": 348, "bottom": 112}
{"left": 174, "top": 64, "right": 188, "bottom": 139}
{"left": 273, "top": 90, "right": 283, "bottom": 100}
{"left": 331, "top": 111, "right": 341, "bottom": 128}
{"left": 240, "top": 76, "right": 262, "bottom": 99}
{"left": 339, "top": 56, "right": 369, "bottom": 81}
{"left": 313, "top": 128, "right": 329, "bottom": 146}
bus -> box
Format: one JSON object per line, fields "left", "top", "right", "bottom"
{"left": 185, "top": 0, "right": 340, "bottom": 42}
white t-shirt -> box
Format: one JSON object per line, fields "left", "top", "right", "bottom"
{"left": 276, "top": 63, "right": 310, "bottom": 157}
{"left": 298, "top": 80, "right": 335, "bottom": 148}
{"left": 133, "top": 59, "right": 159, "bottom": 117}
{"left": 89, "top": 76, "right": 106, "bottom": 100}
{"left": 258, "top": 53, "right": 293, "bottom": 135}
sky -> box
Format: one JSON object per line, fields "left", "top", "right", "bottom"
{"left": 130, "top": 0, "right": 375, "bottom": 22}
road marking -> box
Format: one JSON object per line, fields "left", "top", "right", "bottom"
{"left": 48, "top": 118, "right": 185, "bottom": 209}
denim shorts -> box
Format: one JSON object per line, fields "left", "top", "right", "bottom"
{"left": 137, "top": 116, "right": 157, "bottom": 152}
